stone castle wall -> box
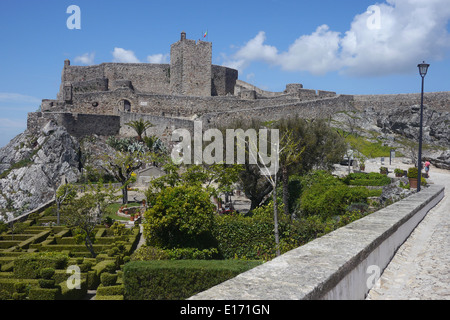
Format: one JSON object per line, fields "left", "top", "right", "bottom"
{"left": 353, "top": 92, "right": 450, "bottom": 112}
{"left": 31, "top": 32, "right": 449, "bottom": 141}
{"left": 27, "top": 112, "right": 121, "bottom": 138}
{"left": 61, "top": 62, "right": 171, "bottom": 96}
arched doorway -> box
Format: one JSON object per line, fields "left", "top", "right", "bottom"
{"left": 124, "top": 99, "right": 131, "bottom": 112}
{"left": 119, "top": 99, "right": 131, "bottom": 112}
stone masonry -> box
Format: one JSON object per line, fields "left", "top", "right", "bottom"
{"left": 28, "top": 32, "right": 450, "bottom": 140}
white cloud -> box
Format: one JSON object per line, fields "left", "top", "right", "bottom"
{"left": 278, "top": 25, "right": 342, "bottom": 75}
{"left": 222, "top": 31, "right": 278, "bottom": 72}
{"left": 223, "top": 0, "right": 450, "bottom": 77}
{"left": 112, "top": 48, "right": 140, "bottom": 63}
{"left": 147, "top": 53, "right": 169, "bottom": 64}
{"left": 74, "top": 52, "right": 95, "bottom": 65}
{"left": 0, "top": 93, "right": 41, "bottom": 104}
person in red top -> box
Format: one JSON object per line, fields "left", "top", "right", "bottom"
{"left": 424, "top": 161, "right": 431, "bottom": 177}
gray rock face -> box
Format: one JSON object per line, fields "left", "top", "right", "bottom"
{"left": 332, "top": 105, "right": 450, "bottom": 170}
{"left": 0, "top": 123, "right": 81, "bottom": 221}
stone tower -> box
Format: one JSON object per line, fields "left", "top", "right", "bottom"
{"left": 170, "top": 31, "right": 212, "bottom": 97}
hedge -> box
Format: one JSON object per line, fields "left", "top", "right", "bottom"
{"left": 13, "top": 252, "right": 69, "bottom": 279}
{"left": 123, "top": 260, "right": 261, "bottom": 300}
{"left": 0, "top": 279, "right": 39, "bottom": 297}
{"left": 59, "top": 277, "right": 88, "bottom": 300}
{"left": 96, "top": 284, "right": 124, "bottom": 296}
{"left": 95, "top": 294, "right": 124, "bottom": 300}
{"left": 213, "top": 214, "right": 279, "bottom": 260}
{"left": 342, "top": 172, "right": 391, "bottom": 186}
{"left": 28, "top": 287, "right": 61, "bottom": 300}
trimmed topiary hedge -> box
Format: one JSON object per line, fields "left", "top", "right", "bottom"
{"left": 28, "top": 287, "right": 61, "bottom": 300}
{"left": 123, "top": 260, "right": 261, "bottom": 300}
{"left": 13, "top": 252, "right": 69, "bottom": 279}
{"left": 342, "top": 172, "right": 391, "bottom": 186}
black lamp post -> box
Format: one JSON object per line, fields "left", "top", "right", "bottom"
{"left": 417, "top": 61, "right": 430, "bottom": 192}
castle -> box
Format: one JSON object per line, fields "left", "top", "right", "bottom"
{"left": 27, "top": 32, "right": 450, "bottom": 140}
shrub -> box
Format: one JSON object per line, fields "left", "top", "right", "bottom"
{"left": 96, "top": 284, "right": 124, "bottom": 296}
{"left": 131, "top": 246, "right": 219, "bottom": 261}
{"left": 40, "top": 268, "right": 55, "bottom": 280}
{"left": 342, "top": 172, "right": 391, "bottom": 186}
{"left": 28, "top": 288, "right": 60, "bottom": 300}
{"left": 213, "top": 213, "right": 275, "bottom": 260}
{"left": 143, "top": 184, "right": 217, "bottom": 250}
{"left": 300, "top": 183, "right": 370, "bottom": 219}
{"left": 95, "top": 295, "right": 124, "bottom": 300}
{"left": 14, "top": 252, "right": 68, "bottom": 279}
{"left": 407, "top": 167, "right": 418, "bottom": 178}
{"left": 59, "top": 276, "right": 88, "bottom": 300}
{"left": 123, "top": 260, "right": 261, "bottom": 300}
{"left": 38, "top": 279, "right": 56, "bottom": 289}
{"left": 38, "top": 268, "right": 56, "bottom": 289}
{"left": 100, "top": 273, "right": 118, "bottom": 287}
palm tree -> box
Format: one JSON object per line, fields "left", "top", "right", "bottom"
{"left": 126, "top": 119, "right": 153, "bottom": 141}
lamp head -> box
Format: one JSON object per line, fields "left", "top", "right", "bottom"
{"left": 418, "top": 61, "right": 430, "bottom": 78}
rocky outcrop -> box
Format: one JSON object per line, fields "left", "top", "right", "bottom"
{"left": 332, "top": 105, "right": 450, "bottom": 170}
{"left": 0, "top": 121, "right": 81, "bottom": 221}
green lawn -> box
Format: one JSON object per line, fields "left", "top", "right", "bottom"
{"left": 105, "top": 202, "right": 141, "bottom": 221}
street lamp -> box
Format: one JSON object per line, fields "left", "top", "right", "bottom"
{"left": 417, "top": 61, "right": 430, "bottom": 192}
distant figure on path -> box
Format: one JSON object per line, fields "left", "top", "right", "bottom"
{"left": 424, "top": 161, "right": 431, "bottom": 177}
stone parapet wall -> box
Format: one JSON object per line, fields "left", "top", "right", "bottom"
{"left": 27, "top": 112, "right": 120, "bottom": 138}
{"left": 61, "top": 62, "right": 171, "bottom": 97}
{"left": 201, "top": 95, "right": 355, "bottom": 128}
{"left": 353, "top": 92, "right": 450, "bottom": 112}
{"left": 189, "top": 184, "right": 445, "bottom": 300}
{"left": 119, "top": 112, "right": 194, "bottom": 144}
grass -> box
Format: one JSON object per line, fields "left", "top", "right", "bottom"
{"left": 105, "top": 202, "right": 141, "bottom": 221}
{"left": 338, "top": 130, "right": 393, "bottom": 158}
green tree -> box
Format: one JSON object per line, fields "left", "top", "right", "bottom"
{"left": 126, "top": 119, "right": 153, "bottom": 141}
{"left": 102, "top": 150, "right": 148, "bottom": 204}
{"left": 231, "top": 118, "right": 346, "bottom": 212}
{"left": 143, "top": 184, "right": 217, "bottom": 250}
{"left": 61, "top": 182, "right": 117, "bottom": 257}
{"left": 55, "top": 183, "right": 77, "bottom": 225}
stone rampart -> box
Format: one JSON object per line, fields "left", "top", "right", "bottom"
{"left": 189, "top": 184, "right": 445, "bottom": 300}
{"left": 119, "top": 112, "right": 194, "bottom": 143}
{"left": 200, "top": 94, "right": 355, "bottom": 128}
{"left": 353, "top": 92, "right": 450, "bottom": 112}
{"left": 27, "top": 112, "right": 120, "bottom": 138}
{"left": 61, "top": 62, "right": 171, "bottom": 97}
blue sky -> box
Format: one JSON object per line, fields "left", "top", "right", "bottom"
{"left": 1, "top": 0, "right": 449, "bottom": 147}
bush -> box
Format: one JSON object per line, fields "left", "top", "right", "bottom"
{"left": 100, "top": 273, "right": 118, "bottom": 287}
{"left": 407, "top": 167, "right": 418, "bottom": 178}
{"left": 342, "top": 172, "right": 391, "bottom": 186}
{"left": 28, "top": 288, "right": 60, "bottom": 300}
{"left": 40, "top": 268, "right": 55, "bottom": 280}
{"left": 300, "top": 183, "right": 370, "bottom": 219}
{"left": 131, "top": 246, "right": 219, "bottom": 261}
{"left": 213, "top": 213, "right": 276, "bottom": 260}
{"left": 95, "top": 295, "right": 124, "bottom": 300}
{"left": 59, "top": 277, "right": 88, "bottom": 300}
{"left": 123, "top": 260, "right": 261, "bottom": 300}
{"left": 14, "top": 252, "right": 68, "bottom": 279}
{"left": 96, "top": 284, "right": 124, "bottom": 296}
{"left": 143, "top": 184, "right": 217, "bottom": 250}
{"left": 38, "top": 279, "right": 56, "bottom": 289}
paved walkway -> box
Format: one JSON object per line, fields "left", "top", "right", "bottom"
{"left": 366, "top": 167, "right": 450, "bottom": 300}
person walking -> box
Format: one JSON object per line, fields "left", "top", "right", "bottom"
{"left": 424, "top": 161, "right": 431, "bottom": 177}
